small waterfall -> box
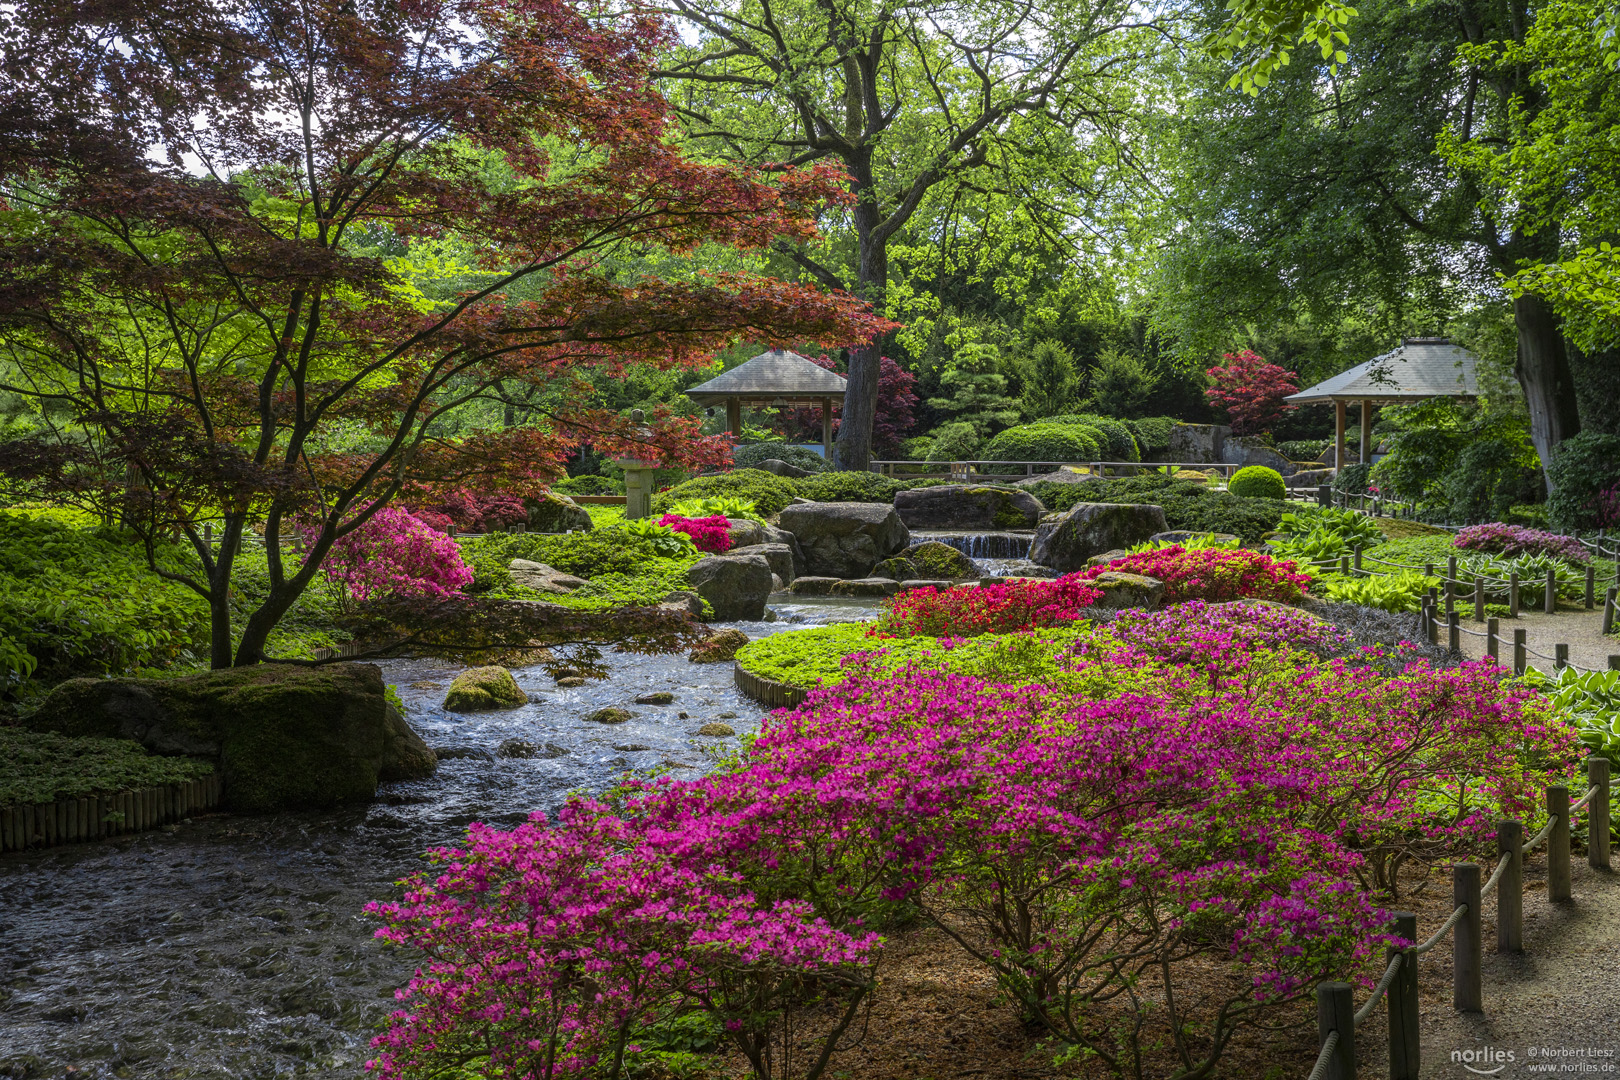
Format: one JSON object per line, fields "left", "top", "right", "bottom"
{"left": 910, "top": 531, "right": 1053, "bottom": 578}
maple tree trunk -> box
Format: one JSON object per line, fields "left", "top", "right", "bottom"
{"left": 834, "top": 190, "right": 887, "bottom": 472}
{"left": 1513, "top": 291, "right": 1581, "bottom": 495}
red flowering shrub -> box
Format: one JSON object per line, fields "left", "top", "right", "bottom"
{"left": 1082, "top": 546, "right": 1312, "bottom": 603}
{"left": 1205, "top": 349, "right": 1300, "bottom": 436}
{"left": 297, "top": 507, "right": 474, "bottom": 603}
{"left": 874, "top": 576, "right": 1103, "bottom": 638}
{"left": 657, "top": 513, "right": 732, "bottom": 554}
{"left": 406, "top": 489, "right": 528, "bottom": 533}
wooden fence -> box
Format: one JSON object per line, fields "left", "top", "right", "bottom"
{"left": 1307, "top": 758, "right": 1612, "bottom": 1080}
{"left": 0, "top": 774, "right": 222, "bottom": 853}
{"left": 733, "top": 663, "right": 809, "bottom": 709}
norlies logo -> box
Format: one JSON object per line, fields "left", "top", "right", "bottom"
{"left": 1454, "top": 1047, "right": 1518, "bottom": 1075}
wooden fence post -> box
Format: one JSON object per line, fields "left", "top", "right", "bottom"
{"left": 1604, "top": 587, "right": 1618, "bottom": 636}
{"left": 1497, "top": 820, "right": 1523, "bottom": 953}
{"left": 1486, "top": 617, "right": 1499, "bottom": 661}
{"left": 1590, "top": 757, "right": 1611, "bottom": 871}
{"left": 1510, "top": 572, "right": 1520, "bottom": 618}
{"left": 1474, "top": 579, "right": 1485, "bottom": 621}
{"left": 1513, "top": 628, "right": 1527, "bottom": 675}
{"left": 1318, "top": 483, "right": 1331, "bottom": 508}
{"left": 1586, "top": 565, "right": 1596, "bottom": 610}
{"left": 1388, "top": 912, "right": 1420, "bottom": 1080}
{"left": 1449, "top": 611, "right": 1461, "bottom": 654}
{"left": 1548, "top": 785, "right": 1572, "bottom": 903}
{"left": 1545, "top": 568, "right": 1557, "bottom": 614}
{"left": 1316, "top": 981, "right": 1356, "bottom": 1080}
{"left": 1556, "top": 643, "right": 1569, "bottom": 670}
{"left": 1454, "top": 863, "right": 1483, "bottom": 1011}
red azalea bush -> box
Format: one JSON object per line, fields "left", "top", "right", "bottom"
{"left": 874, "top": 576, "right": 1103, "bottom": 638}
{"left": 369, "top": 634, "right": 1579, "bottom": 1079}
{"left": 1083, "top": 546, "right": 1313, "bottom": 604}
{"left": 298, "top": 507, "right": 474, "bottom": 603}
{"left": 406, "top": 489, "right": 529, "bottom": 534}
{"left": 657, "top": 513, "right": 732, "bottom": 554}
{"left": 1454, "top": 522, "right": 1590, "bottom": 564}
{"left": 1205, "top": 349, "right": 1300, "bottom": 436}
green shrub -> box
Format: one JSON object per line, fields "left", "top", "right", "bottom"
{"left": 794, "top": 471, "right": 903, "bottom": 503}
{"left": 900, "top": 435, "right": 935, "bottom": 461}
{"left": 1547, "top": 431, "right": 1620, "bottom": 533}
{"left": 1521, "top": 666, "right": 1620, "bottom": 768}
{"left": 0, "top": 514, "right": 210, "bottom": 679}
{"left": 1320, "top": 570, "right": 1437, "bottom": 613}
{"left": 983, "top": 423, "right": 1101, "bottom": 463}
{"left": 922, "top": 422, "right": 983, "bottom": 463}
{"left": 1506, "top": 504, "right": 1551, "bottom": 528}
{"left": 552, "top": 474, "right": 625, "bottom": 496}
{"left": 1045, "top": 414, "right": 1139, "bottom": 461}
{"left": 1127, "top": 416, "right": 1179, "bottom": 457}
{"left": 460, "top": 526, "right": 689, "bottom": 591}
{"left": 1332, "top": 463, "right": 1372, "bottom": 495}
{"left": 1022, "top": 475, "right": 1285, "bottom": 543}
{"left": 651, "top": 469, "right": 802, "bottom": 518}
{"left": 665, "top": 495, "right": 762, "bottom": 523}
{"left": 1228, "top": 466, "right": 1286, "bottom": 500}
{"left": 1276, "top": 439, "right": 1329, "bottom": 462}
{"left": 0, "top": 728, "right": 215, "bottom": 806}
{"left": 730, "top": 442, "right": 833, "bottom": 474}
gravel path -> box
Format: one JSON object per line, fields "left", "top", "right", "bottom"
{"left": 1449, "top": 605, "right": 1620, "bottom": 673}
{"left": 1414, "top": 861, "right": 1620, "bottom": 1079}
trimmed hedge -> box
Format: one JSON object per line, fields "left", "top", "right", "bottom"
{"left": 983, "top": 423, "right": 1101, "bottom": 463}
{"left": 1023, "top": 474, "right": 1286, "bottom": 543}
{"left": 651, "top": 469, "right": 802, "bottom": 518}
{"left": 1228, "top": 466, "right": 1286, "bottom": 500}
{"left": 1046, "top": 414, "right": 1140, "bottom": 461}
{"left": 1127, "top": 416, "right": 1178, "bottom": 457}
{"left": 794, "top": 472, "right": 904, "bottom": 503}
{"left": 731, "top": 442, "right": 834, "bottom": 474}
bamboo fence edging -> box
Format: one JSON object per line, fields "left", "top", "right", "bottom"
{"left": 732, "top": 662, "right": 809, "bottom": 709}
{"left": 1306, "top": 757, "right": 1612, "bottom": 1080}
{"left": 0, "top": 773, "right": 222, "bottom": 853}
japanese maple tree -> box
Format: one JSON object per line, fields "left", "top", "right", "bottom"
{"left": 0, "top": 0, "right": 887, "bottom": 667}
{"left": 1205, "top": 350, "right": 1301, "bottom": 436}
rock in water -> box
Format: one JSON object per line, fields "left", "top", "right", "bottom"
{"left": 893, "top": 484, "right": 1044, "bottom": 530}
{"left": 635, "top": 692, "right": 675, "bottom": 705}
{"left": 585, "top": 707, "right": 633, "bottom": 724}
{"left": 870, "top": 556, "right": 920, "bottom": 581}
{"left": 23, "top": 663, "right": 436, "bottom": 812}
{"left": 496, "top": 739, "right": 540, "bottom": 759}
{"left": 727, "top": 543, "right": 798, "bottom": 585}
{"left": 697, "top": 722, "right": 736, "bottom": 736}
{"left": 776, "top": 502, "right": 909, "bottom": 579}
{"left": 1030, "top": 503, "right": 1168, "bottom": 573}
{"left": 690, "top": 628, "right": 749, "bottom": 664}
{"left": 829, "top": 577, "right": 899, "bottom": 596}
{"left": 900, "top": 540, "right": 980, "bottom": 580}
{"left": 442, "top": 666, "right": 527, "bottom": 712}
{"left": 524, "top": 492, "right": 592, "bottom": 533}
{"left": 684, "top": 554, "right": 773, "bottom": 621}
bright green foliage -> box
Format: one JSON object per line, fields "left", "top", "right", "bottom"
{"left": 1370, "top": 401, "right": 1540, "bottom": 524}
{"left": 1082, "top": 346, "right": 1161, "bottom": 419}
{"left": 0, "top": 729, "right": 214, "bottom": 807}
{"left": 461, "top": 528, "right": 696, "bottom": 591}
{"left": 1546, "top": 431, "right": 1620, "bottom": 532}
{"left": 0, "top": 514, "right": 209, "bottom": 679}
{"left": 1020, "top": 340, "right": 1080, "bottom": 419}
{"left": 927, "top": 343, "right": 1024, "bottom": 438}
{"left": 731, "top": 442, "right": 833, "bottom": 474}
{"left": 1205, "top": 0, "right": 1359, "bottom": 95}
{"left": 1522, "top": 667, "right": 1620, "bottom": 767}
{"left": 552, "top": 475, "right": 625, "bottom": 496}
{"left": 793, "top": 473, "right": 904, "bottom": 503}
{"left": 1333, "top": 463, "right": 1372, "bottom": 496}
{"left": 652, "top": 470, "right": 801, "bottom": 518}
{"left": 983, "top": 424, "right": 1102, "bottom": 463}
{"left": 1455, "top": 551, "right": 1585, "bottom": 606}
{"left": 665, "top": 496, "right": 762, "bottom": 523}
{"left": 1321, "top": 571, "right": 1437, "bottom": 613}
{"left": 1045, "top": 414, "right": 1140, "bottom": 461}
{"left": 1129, "top": 533, "right": 1240, "bottom": 553}
{"left": 622, "top": 519, "right": 699, "bottom": 559}
{"left": 1127, "top": 417, "right": 1179, "bottom": 458}
{"left": 1228, "top": 466, "right": 1286, "bottom": 500}
{"left": 1275, "top": 507, "right": 1383, "bottom": 548}
{"left": 923, "top": 423, "right": 986, "bottom": 463}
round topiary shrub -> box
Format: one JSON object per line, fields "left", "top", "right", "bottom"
{"left": 731, "top": 442, "right": 833, "bottom": 474}
{"left": 794, "top": 471, "right": 903, "bottom": 503}
{"left": 1228, "top": 465, "right": 1286, "bottom": 500}
{"left": 1046, "top": 414, "right": 1139, "bottom": 461}
{"left": 983, "top": 423, "right": 1102, "bottom": 463}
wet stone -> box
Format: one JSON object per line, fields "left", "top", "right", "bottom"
{"left": 634, "top": 692, "right": 675, "bottom": 705}
{"left": 585, "top": 707, "right": 632, "bottom": 725}
{"left": 555, "top": 676, "right": 587, "bottom": 688}
{"left": 496, "top": 739, "right": 540, "bottom": 759}
{"left": 697, "top": 722, "right": 735, "bottom": 737}
{"left": 612, "top": 744, "right": 651, "bottom": 752}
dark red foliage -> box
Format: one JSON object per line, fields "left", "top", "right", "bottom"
{"left": 777, "top": 355, "right": 917, "bottom": 455}
{"left": 1205, "top": 350, "right": 1300, "bottom": 436}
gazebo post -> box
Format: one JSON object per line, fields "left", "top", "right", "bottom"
{"left": 1360, "top": 399, "right": 1372, "bottom": 464}
{"left": 820, "top": 396, "right": 832, "bottom": 462}
{"left": 725, "top": 397, "right": 742, "bottom": 437}
{"left": 1335, "top": 400, "right": 1348, "bottom": 469}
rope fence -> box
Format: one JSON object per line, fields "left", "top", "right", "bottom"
{"left": 1304, "top": 758, "right": 1612, "bottom": 1080}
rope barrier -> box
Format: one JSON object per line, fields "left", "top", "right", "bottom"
{"left": 1523, "top": 814, "right": 1558, "bottom": 852}
{"left": 1571, "top": 784, "right": 1600, "bottom": 814}
{"left": 1306, "top": 1030, "right": 1340, "bottom": 1080}
{"left": 1482, "top": 851, "right": 1512, "bottom": 897}
{"left": 1411, "top": 903, "right": 1469, "bottom": 955}
{"left": 1352, "top": 953, "right": 1406, "bottom": 1026}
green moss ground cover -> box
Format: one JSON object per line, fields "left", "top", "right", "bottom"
{"left": 0, "top": 728, "right": 214, "bottom": 806}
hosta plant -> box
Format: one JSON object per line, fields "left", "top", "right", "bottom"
{"left": 1522, "top": 667, "right": 1620, "bottom": 767}
{"left": 1322, "top": 571, "right": 1439, "bottom": 613}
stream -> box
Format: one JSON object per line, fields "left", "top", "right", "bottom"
{"left": 0, "top": 596, "right": 884, "bottom": 1080}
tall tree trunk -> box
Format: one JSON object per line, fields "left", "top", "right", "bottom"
{"left": 1513, "top": 291, "right": 1581, "bottom": 494}
{"left": 833, "top": 166, "right": 886, "bottom": 472}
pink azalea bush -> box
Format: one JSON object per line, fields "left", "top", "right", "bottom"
{"left": 300, "top": 507, "right": 473, "bottom": 602}
{"left": 368, "top": 602, "right": 1580, "bottom": 1078}
{"left": 657, "top": 513, "right": 732, "bottom": 554}
{"left": 1454, "top": 522, "right": 1590, "bottom": 564}
{"left": 1082, "top": 546, "right": 1314, "bottom": 603}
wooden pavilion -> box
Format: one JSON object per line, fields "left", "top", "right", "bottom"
{"left": 684, "top": 349, "right": 848, "bottom": 458}
{"left": 1285, "top": 337, "right": 1479, "bottom": 468}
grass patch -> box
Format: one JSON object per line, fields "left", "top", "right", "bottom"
{"left": 0, "top": 728, "right": 214, "bottom": 806}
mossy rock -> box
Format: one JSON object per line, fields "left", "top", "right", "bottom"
{"left": 586, "top": 707, "right": 633, "bottom": 724}
{"left": 442, "top": 666, "right": 527, "bottom": 712}
{"left": 697, "top": 722, "right": 736, "bottom": 737}
{"left": 23, "top": 663, "right": 435, "bottom": 813}
{"left": 870, "top": 556, "right": 920, "bottom": 581}
{"left": 902, "top": 541, "right": 978, "bottom": 579}
{"left": 690, "top": 628, "right": 749, "bottom": 664}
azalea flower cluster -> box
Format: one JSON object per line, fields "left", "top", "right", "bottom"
{"left": 1083, "top": 545, "right": 1313, "bottom": 603}
{"left": 873, "top": 575, "right": 1104, "bottom": 638}
{"left": 656, "top": 513, "right": 732, "bottom": 555}
{"left": 407, "top": 489, "right": 530, "bottom": 534}
{"left": 1454, "top": 522, "right": 1590, "bottom": 564}
{"left": 369, "top": 602, "right": 1579, "bottom": 1079}
{"left": 300, "top": 507, "right": 474, "bottom": 602}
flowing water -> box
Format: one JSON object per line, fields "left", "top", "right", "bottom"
{"left": 907, "top": 530, "right": 1053, "bottom": 580}
{"left": 0, "top": 597, "right": 884, "bottom": 1080}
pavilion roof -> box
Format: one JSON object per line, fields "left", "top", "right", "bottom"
{"left": 1286, "top": 338, "right": 1479, "bottom": 405}
{"left": 684, "top": 349, "right": 848, "bottom": 407}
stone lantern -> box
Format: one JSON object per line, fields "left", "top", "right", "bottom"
{"left": 614, "top": 409, "right": 658, "bottom": 520}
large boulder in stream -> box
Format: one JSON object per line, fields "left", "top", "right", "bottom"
{"left": 1030, "top": 502, "right": 1168, "bottom": 573}
{"left": 23, "top": 663, "right": 436, "bottom": 812}
{"left": 900, "top": 541, "right": 980, "bottom": 580}
{"left": 684, "top": 553, "right": 773, "bottom": 621}
{"left": 776, "top": 502, "right": 909, "bottom": 579}
{"left": 893, "top": 484, "right": 1044, "bottom": 530}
